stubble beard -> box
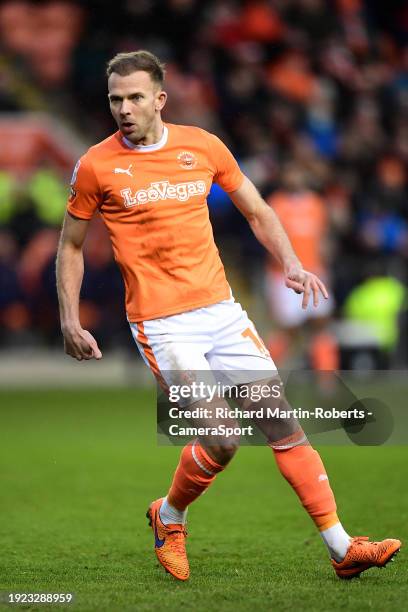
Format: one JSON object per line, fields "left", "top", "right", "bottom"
{"left": 122, "top": 113, "right": 157, "bottom": 146}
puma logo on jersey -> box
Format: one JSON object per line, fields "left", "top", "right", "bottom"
{"left": 114, "top": 164, "right": 133, "bottom": 177}
{"left": 120, "top": 179, "right": 206, "bottom": 207}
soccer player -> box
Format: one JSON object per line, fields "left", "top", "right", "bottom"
{"left": 56, "top": 50, "right": 401, "bottom": 582}
{"left": 265, "top": 162, "right": 338, "bottom": 369}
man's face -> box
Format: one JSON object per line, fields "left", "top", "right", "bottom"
{"left": 108, "top": 70, "right": 166, "bottom": 143}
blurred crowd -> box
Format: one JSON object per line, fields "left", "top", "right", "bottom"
{"left": 0, "top": 0, "right": 407, "bottom": 366}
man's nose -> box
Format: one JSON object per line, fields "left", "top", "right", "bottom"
{"left": 120, "top": 99, "right": 132, "bottom": 116}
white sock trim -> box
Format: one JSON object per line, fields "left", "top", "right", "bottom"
{"left": 191, "top": 440, "right": 214, "bottom": 476}
{"left": 320, "top": 522, "right": 351, "bottom": 562}
{"left": 270, "top": 433, "right": 308, "bottom": 450}
{"left": 159, "top": 496, "right": 188, "bottom": 525}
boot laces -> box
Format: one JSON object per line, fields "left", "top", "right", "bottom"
{"left": 353, "top": 536, "right": 370, "bottom": 544}
{"left": 352, "top": 536, "right": 383, "bottom": 561}
{"left": 167, "top": 527, "right": 187, "bottom": 555}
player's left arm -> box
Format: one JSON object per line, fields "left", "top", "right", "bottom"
{"left": 228, "top": 176, "right": 329, "bottom": 308}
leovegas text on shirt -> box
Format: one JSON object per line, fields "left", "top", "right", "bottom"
{"left": 67, "top": 123, "right": 244, "bottom": 322}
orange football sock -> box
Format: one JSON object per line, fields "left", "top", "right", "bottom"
{"left": 167, "top": 440, "right": 225, "bottom": 511}
{"left": 310, "top": 331, "right": 340, "bottom": 371}
{"left": 272, "top": 443, "right": 338, "bottom": 530}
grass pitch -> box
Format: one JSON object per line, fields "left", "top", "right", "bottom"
{"left": 0, "top": 388, "right": 407, "bottom": 611}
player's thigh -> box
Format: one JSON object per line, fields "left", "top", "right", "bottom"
{"left": 129, "top": 318, "right": 212, "bottom": 391}
{"left": 206, "top": 299, "right": 277, "bottom": 382}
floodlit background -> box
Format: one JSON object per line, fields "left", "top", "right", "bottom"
{"left": 0, "top": 0, "right": 407, "bottom": 386}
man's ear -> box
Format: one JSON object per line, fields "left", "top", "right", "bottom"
{"left": 156, "top": 90, "right": 167, "bottom": 112}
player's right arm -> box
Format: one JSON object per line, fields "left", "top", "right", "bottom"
{"left": 57, "top": 154, "right": 102, "bottom": 361}
{"left": 56, "top": 212, "right": 102, "bottom": 361}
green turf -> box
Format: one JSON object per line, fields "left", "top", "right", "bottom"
{"left": 0, "top": 388, "right": 406, "bottom": 611}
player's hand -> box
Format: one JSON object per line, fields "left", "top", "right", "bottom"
{"left": 62, "top": 325, "right": 103, "bottom": 361}
{"left": 284, "top": 263, "right": 329, "bottom": 309}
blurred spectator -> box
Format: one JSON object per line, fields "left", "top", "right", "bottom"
{"left": 343, "top": 274, "right": 407, "bottom": 367}
{"left": 354, "top": 155, "right": 408, "bottom": 260}
{"left": 265, "top": 162, "right": 338, "bottom": 370}
{"left": 0, "top": 1, "right": 84, "bottom": 87}
{"left": 0, "top": 230, "right": 31, "bottom": 341}
{"left": 267, "top": 50, "right": 316, "bottom": 104}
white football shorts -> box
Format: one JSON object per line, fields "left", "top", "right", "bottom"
{"left": 129, "top": 296, "right": 277, "bottom": 403}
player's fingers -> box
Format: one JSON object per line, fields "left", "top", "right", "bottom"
{"left": 69, "top": 350, "right": 83, "bottom": 361}
{"left": 316, "top": 277, "right": 329, "bottom": 299}
{"left": 66, "top": 337, "right": 93, "bottom": 361}
{"left": 74, "top": 346, "right": 86, "bottom": 360}
{"left": 92, "top": 345, "right": 103, "bottom": 359}
{"left": 311, "top": 280, "right": 320, "bottom": 307}
{"left": 80, "top": 330, "right": 103, "bottom": 360}
{"left": 85, "top": 337, "right": 102, "bottom": 360}
{"left": 285, "top": 278, "right": 305, "bottom": 293}
{"left": 302, "top": 278, "right": 311, "bottom": 309}
{"left": 64, "top": 341, "right": 82, "bottom": 361}
{"left": 80, "top": 341, "right": 99, "bottom": 360}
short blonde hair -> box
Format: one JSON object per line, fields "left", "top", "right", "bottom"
{"left": 106, "top": 50, "right": 165, "bottom": 86}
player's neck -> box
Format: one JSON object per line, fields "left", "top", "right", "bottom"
{"left": 135, "top": 119, "right": 164, "bottom": 147}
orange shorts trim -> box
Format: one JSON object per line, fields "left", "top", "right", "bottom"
{"left": 136, "top": 322, "right": 168, "bottom": 391}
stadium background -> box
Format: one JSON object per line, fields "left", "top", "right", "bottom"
{"left": 0, "top": 1, "right": 407, "bottom": 610}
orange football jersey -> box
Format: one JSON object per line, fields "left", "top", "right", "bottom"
{"left": 67, "top": 123, "right": 244, "bottom": 322}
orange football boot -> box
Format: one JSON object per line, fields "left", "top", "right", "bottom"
{"left": 146, "top": 498, "right": 189, "bottom": 581}
{"left": 332, "top": 536, "right": 401, "bottom": 579}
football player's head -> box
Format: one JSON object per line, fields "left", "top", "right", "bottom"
{"left": 107, "top": 50, "right": 167, "bottom": 144}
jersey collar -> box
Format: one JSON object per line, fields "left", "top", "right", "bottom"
{"left": 122, "top": 125, "right": 168, "bottom": 152}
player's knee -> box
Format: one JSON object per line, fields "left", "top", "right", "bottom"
{"left": 206, "top": 440, "right": 239, "bottom": 466}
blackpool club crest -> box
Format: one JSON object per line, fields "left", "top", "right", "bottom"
{"left": 177, "top": 150, "right": 197, "bottom": 170}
